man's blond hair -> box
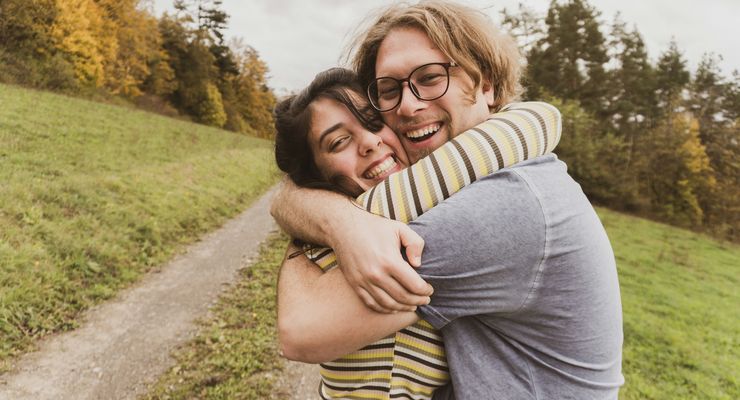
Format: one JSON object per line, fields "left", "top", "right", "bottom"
{"left": 348, "top": 0, "right": 522, "bottom": 111}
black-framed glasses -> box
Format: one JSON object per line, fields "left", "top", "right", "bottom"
{"left": 367, "top": 62, "right": 458, "bottom": 112}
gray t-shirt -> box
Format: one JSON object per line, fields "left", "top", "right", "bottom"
{"left": 411, "top": 154, "right": 624, "bottom": 400}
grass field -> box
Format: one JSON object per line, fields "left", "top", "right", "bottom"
{"left": 0, "top": 83, "right": 281, "bottom": 370}
{"left": 601, "top": 210, "right": 739, "bottom": 399}
{"left": 145, "top": 209, "right": 739, "bottom": 399}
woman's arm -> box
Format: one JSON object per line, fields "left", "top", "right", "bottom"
{"left": 277, "top": 243, "right": 419, "bottom": 363}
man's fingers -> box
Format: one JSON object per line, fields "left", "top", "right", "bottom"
{"left": 399, "top": 225, "right": 424, "bottom": 267}
{"left": 366, "top": 285, "right": 416, "bottom": 313}
{"left": 392, "top": 260, "right": 434, "bottom": 297}
{"left": 357, "top": 287, "right": 395, "bottom": 314}
{"left": 381, "top": 277, "right": 431, "bottom": 307}
{"left": 379, "top": 270, "right": 432, "bottom": 304}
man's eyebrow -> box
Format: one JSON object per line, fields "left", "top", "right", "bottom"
{"left": 319, "top": 122, "right": 343, "bottom": 146}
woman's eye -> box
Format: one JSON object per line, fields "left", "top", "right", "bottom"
{"left": 330, "top": 136, "right": 349, "bottom": 151}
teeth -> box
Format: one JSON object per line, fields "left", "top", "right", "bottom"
{"left": 405, "top": 123, "right": 441, "bottom": 139}
{"left": 365, "top": 157, "right": 397, "bottom": 179}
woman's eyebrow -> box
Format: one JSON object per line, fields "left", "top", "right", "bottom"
{"left": 319, "top": 122, "right": 344, "bottom": 146}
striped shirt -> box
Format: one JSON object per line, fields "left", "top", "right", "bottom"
{"left": 306, "top": 102, "right": 562, "bottom": 399}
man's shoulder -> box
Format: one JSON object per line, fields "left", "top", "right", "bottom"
{"left": 495, "top": 153, "right": 565, "bottom": 176}
{"left": 409, "top": 157, "right": 547, "bottom": 235}
{"left": 486, "top": 154, "right": 586, "bottom": 208}
{"left": 457, "top": 154, "right": 568, "bottom": 202}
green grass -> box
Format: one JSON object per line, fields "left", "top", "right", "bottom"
{"left": 598, "top": 208, "right": 739, "bottom": 399}
{"left": 143, "top": 208, "right": 739, "bottom": 399}
{"left": 143, "top": 233, "right": 289, "bottom": 400}
{"left": 0, "top": 83, "right": 281, "bottom": 370}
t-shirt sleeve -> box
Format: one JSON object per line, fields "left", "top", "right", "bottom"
{"left": 410, "top": 168, "right": 547, "bottom": 329}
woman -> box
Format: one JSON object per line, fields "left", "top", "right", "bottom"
{"left": 274, "top": 68, "right": 561, "bottom": 399}
{"left": 275, "top": 68, "right": 409, "bottom": 198}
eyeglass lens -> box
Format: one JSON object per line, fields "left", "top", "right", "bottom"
{"left": 369, "top": 63, "right": 451, "bottom": 112}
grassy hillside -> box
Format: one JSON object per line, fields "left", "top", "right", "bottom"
{"left": 601, "top": 209, "right": 739, "bottom": 399}
{"left": 145, "top": 208, "right": 739, "bottom": 399}
{"left": 0, "top": 84, "right": 281, "bottom": 370}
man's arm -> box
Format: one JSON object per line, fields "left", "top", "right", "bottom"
{"left": 277, "top": 242, "right": 419, "bottom": 363}
{"left": 271, "top": 178, "right": 432, "bottom": 313}
{"left": 270, "top": 177, "right": 349, "bottom": 245}
{"left": 273, "top": 102, "right": 562, "bottom": 313}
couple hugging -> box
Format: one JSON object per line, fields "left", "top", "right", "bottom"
{"left": 271, "top": 1, "right": 623, "bottom": 399}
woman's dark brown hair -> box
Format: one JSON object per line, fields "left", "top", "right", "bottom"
{"left": 274, "top": 68, "right": 384, "bottom": 196}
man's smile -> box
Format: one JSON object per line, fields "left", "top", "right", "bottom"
{"left": 402, "top": 122, "right": 443, "bottom": 143}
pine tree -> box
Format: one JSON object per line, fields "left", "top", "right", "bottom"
{"left": 527, "top": 0, "right": 608, "bottom": 113}
{"left": 605, "top": 16, "right": 655, "bottom": 133}
{"left": 654, "top": 40, "right": 690, "bottom": 115}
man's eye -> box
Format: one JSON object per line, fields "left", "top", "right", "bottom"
{"left": 379, "top": 86, "right": 400, "bottom": 100}
{"left": 416, "top": 73, "right": 444, "bottom": 85}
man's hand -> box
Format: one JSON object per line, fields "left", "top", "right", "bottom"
{"left": 271, "top": 178, "right": 433, "bottom": 313}
{"left": 330, "top": 211, "right": 433, "bottom": 313}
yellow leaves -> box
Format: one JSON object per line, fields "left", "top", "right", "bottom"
{"left": 648, "top": 112, "right": 717, "bottom": 227}
{"left": 50, "top": 0, "right": 160, "bottom": 94}
{"left": 51, "top": 0, "right": 117, "bottom": 87}
{"left": 104, "top": 5, "right": 162, "bottom": 97}
{"left": 197, "top": 83, "right": 227, "bottom": 128}
{"left": 675, "top": 115, "right": 716, "bottom": 188}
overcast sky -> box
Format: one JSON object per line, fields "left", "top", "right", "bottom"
{"left": 151, "top": 0, "right": 739, "bottom": 95}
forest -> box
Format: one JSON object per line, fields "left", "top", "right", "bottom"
{"left": 0, "top": 0, "right": 737, "bottom": 241}
{"left": 0, "top": 0, "right": 276, "bottom": 138}
{"left": 502, "top": 1, "right": 738, "bottom": 241}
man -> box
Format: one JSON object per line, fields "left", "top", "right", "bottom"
{"left": 275, "top": 1, "right": 623, "bottom": 398}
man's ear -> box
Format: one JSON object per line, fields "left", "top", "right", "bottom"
{"left": 482, "top": 80, "right": 495, "bottom": 107}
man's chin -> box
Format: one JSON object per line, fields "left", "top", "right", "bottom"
{"left": 403, "top": 132, "right": 447, "bottom": 163}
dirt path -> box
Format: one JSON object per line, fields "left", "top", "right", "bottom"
{"left": 275, "top": 361, "right": 322, "bottom": 399}
{"left": 0, "top": 186, "right": 317, "bottom": 400}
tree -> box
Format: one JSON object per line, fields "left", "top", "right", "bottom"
{"left": 226, "top": 43, "right": 276, "bottom": 137}
{"left": 0, "top": 0, "right": 77, "bottom": 89}
{"left": 641, "top": 113, "right": 715, "bottom": 227}
{"left": 97, "top": 0, "right": 165, "bottom": 97}
{"left": 688, "top": 58, "right": 739, "bottom": 239}
{"left": 654, "top": 40, "right": 690, "bottom": 115}
{"left": 196, "top": 82, "right": 227, "bottom": 127}
{"left": 605, "top": 16, "right": 655, "bottom": 131}
{"left": 500, "top": 4, "right": 546, "bottom": 56}
{"left": 526, "top": 0, "right": 609, "bottom": 113}
{"left": 50, "top": 0, "right": 118, "bottom": 87}
{"left": 547, "top": 97, "right": 633, "bottom": 206}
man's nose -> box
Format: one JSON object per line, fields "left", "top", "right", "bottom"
{"left": 396, "top": 83, "right": 427, "bottom": 117}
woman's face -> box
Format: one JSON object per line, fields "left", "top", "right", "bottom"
{"left": 308, "top": 96, "right": 409, "bottom": 193}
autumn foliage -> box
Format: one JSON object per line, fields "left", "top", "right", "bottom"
{"left": 0, "top": 0, "right": 276, "bottom": 138}
{"left": 504, "top": 0, "right": 738, "bottom": 241}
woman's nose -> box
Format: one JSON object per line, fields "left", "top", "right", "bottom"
{"left": 358, "top": 130, "right": 381, "bottom": 155}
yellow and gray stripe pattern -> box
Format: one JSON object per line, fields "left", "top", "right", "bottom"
{"left": 307, "top": 102, "right": 562, "bottom": 399}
